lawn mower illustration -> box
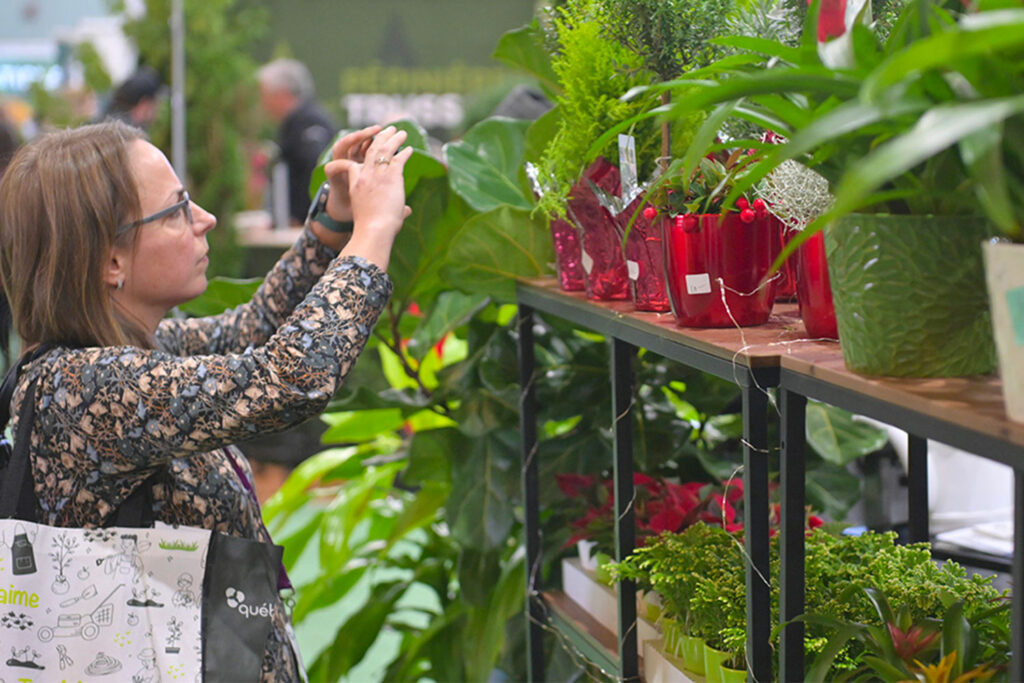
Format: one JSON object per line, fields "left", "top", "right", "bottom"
{"left": 38, "top": 585, "right": 123, "bottom": 642}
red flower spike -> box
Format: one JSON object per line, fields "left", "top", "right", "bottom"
{"left": 642, "top": 206, "right": 658, "bottom": 221}
{"left": 809, "top": 0, "right": 848, "bottom": 42}
{"left": 736, "top": 197, "right": 749, "bottom": 210}
{"left": 740, "top": 208, "right": 756, "bottom": 223}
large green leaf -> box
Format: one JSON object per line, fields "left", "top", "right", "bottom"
{"left": 463, "top": 555, "right": 526, "bottom": 682}
{"left": 806, "top": 460, "right": 863, "bottom": 520}
{"left": 440, "top": 206, "right": 552, "bottom": 303}
{"left": 177, "top": 276, "right": 261, "bottom": 317}
{"left": 316, "top": 580, "right": 409, "bottom": 679}
{"left": 388, "top": 176, "right": 469, "bottom": 310}
{"left": 805, "top": 401, "right": 889, "bottom": 466}
{"left": 444, "top": 117, "right": 533, "bottom": 212}
{"left": 864, "top": 9, "right": 1024, "bottom": 98}
{"left": 318, "top": 462, "right": 402, "bottom": 572}
{"left": 321, "top": 408, "right": 407, "bottom": 443}
{"left": 445, "top": 427, "right": 520, "bottom": 550}
{"left": 408, "top": 291, "right": 490, "bottom": 361}
{"left": 492, "top": 20, "right": 560, "bottom": 98}
{"left": 263, "top": 446, "right": 360, "bottom": 529}
{"left": 828, "top": 96, "right": 1024, "bottom": 220}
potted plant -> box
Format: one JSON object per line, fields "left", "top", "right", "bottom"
{"left": 608, "top": 0, "right": 1018, "bottom": 376}
{"left": 592, "top": 0, "right": 734, "bottom": 312}
{"left": 534, "top": 0, "right": 662, "bottom": 302}
{"left": 656, "top": 147, "right": 780, "bottom": 327}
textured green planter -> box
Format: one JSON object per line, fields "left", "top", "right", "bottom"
{"left": 703, "top": 642, "right": 733, "bottom": 683}
{"left": 825, "top": 214, "right": 997, "bottom": 377}
{"left": 680, "top": 634, "right": 706, "bottom": 675}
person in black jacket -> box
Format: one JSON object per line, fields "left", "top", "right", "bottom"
{"left": 258, "top": 59, "right": 338, "bottom": 224}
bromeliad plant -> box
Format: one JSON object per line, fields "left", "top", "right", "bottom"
{"left": 802, "top": 585, "right": 1009, "bottom": 682}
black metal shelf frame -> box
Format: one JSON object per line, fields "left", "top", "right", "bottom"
{"left": 517, "top": 283, "right": 777, "bottom": 683}
{"left": 777, "top": 375, "right": 1024, "bottom": 683}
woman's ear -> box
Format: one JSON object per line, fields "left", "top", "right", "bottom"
{"left": 105, "top": 248, "right": 128, "bottom": 290}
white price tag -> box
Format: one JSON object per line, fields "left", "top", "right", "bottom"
{"left": 627, "top": 260, "right": 640, "bottom": 281}
{"left": 618, "top": 134, "right": 638, "bottom": 202}
{"left": 686, "top": 273, "right": 712, "bottom": 295}
{"left": 581, "top": 251, "right": 594, "bottom": 274}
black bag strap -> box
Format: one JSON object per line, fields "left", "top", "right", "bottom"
{"left": 0, "top": 344, "right": 159, "bottom": 527}
{"left": 0, "top": 378, "right": 40, "bottom": 520}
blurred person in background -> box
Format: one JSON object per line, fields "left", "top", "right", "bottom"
{"left": 102, "top": 66, "right": 163, "bottom": 130}
{"left": 258, "top": 58, "right": 338, "bottom": 225}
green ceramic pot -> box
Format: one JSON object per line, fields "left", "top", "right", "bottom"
{"left": 703, "top": 642, "right": 733, "bottom": 683}
{"left": 720, "top": 664, "right": 748, "bottom": 683}
{"left": 824, "top": 214, "right": 997, "bottom": 377}
{"left": 679, "top": 634, "right": 706, "bottom": 675}
{"left": 660, "top": 617, "right": 684, "bottom": 658}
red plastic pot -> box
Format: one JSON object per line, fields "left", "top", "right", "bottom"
{"left": 567, "top": 158, "right": 630, "bottom": 301}
{"left": 794, "top": 230, "right": 839, "bottom": 339}
{"left": 550, "top": 217, "right": 585, "bottom": 291}
{"left": 615, "top": 197, "right": 670, "bottom": 312}
{"left": 663, "top": 213, "right": 777, "bottom": 327}
{"left": 771, "top": 218, "right": 798, "bottom": 301}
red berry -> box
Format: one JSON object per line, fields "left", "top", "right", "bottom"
{"left": 752, "top": 198, "right": 766, "bottom": 212}
{"left": 736, "top": 197, "right": 749, "bottom": 210}
{"left": 642, "top": 206, "right": 658, "bottom": 221}
{"left": 740, "top": 208, "right": 756, "bottom": 223}
{"left": 683, "top": 214, "right": 699, "bottom": 230}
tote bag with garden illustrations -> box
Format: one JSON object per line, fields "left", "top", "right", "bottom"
{"left": 0, "top": 369, "right": 285, "bottom": 682}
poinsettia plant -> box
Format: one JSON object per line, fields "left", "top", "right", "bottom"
{"left": 556, "top": 472, "right": 821, "bottom": 551}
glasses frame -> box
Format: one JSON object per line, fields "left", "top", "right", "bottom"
{"left": 116, "top": 191, "right": 193, "bottom": 237}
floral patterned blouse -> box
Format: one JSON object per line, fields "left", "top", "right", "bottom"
{"left": 9, "top": 229, "right": 392, "bottom": 681}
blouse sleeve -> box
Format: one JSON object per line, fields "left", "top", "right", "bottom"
{"left": 19, "top": 255, "right": 392, "bottom": 478}
{"left": 155, "top": 228, "right": 338, "bottom": 356}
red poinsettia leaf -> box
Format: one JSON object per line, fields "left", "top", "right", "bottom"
{"left": 649, "top": 507, "right": 685, "bottom": 533}
{"left": 556, "top": 473, "right": 595, "bottom": 498}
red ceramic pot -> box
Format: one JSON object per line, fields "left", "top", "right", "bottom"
{"left": 550, "top": 217, "right": 585, "bottom": 291}
{"left": 772, "top": 218, "right": 798, "bottom": 302}
{"left": 615, "top": 197, "right": 670, "bottom": 312}
{"left": 794, "top": 231, "right": 839, "bottom": 339}
{"left": 567, "top": 158, "right": 630, "bottom": 301}
{"left": 663, "top": 213, "right": 777, "bottom": 327}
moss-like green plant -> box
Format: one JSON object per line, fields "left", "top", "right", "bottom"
{"left": 534, "top": 0, "right": 660, "bottom": 220}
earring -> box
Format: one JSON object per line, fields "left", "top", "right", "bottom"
{"left": 116, "top": 277, "right": 124, "bottom": 290}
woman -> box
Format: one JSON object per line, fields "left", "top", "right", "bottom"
{"left": 0, "top": 119, "right": 412, "bottom": 680}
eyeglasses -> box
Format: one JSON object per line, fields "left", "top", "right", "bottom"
{"left": 116, "top": 191, "right": 193, "bottom": 237}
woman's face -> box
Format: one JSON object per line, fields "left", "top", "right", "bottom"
{"left": 115, "top": 139, "right": 216, "bottom": 329}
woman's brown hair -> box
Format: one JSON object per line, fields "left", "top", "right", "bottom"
{"left": 0, "top": 120, "right": 150, "bottom": 350}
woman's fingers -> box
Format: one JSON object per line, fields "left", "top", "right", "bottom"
{"left": 331, "top": 125, "right": 382, "bottom": 162}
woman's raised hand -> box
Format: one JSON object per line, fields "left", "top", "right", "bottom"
{"left": 326, "top": 125, "right": 413, "bottom": 271}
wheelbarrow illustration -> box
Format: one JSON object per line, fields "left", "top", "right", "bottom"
{"left": 38, "top": 584, "right": 123, "bottom": 642}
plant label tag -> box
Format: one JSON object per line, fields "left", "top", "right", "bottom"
{"left": 686, "top": 273, "right": 712, "bottom": 295}
{"left": 627, "top": 260, "right": 640, "bottom": 281}
{"left": 1007, "top": 285, "right": 1024, "bottom": 346}
{"left": 581, "top": 251, "right": 594, "bottom": 274}
{"left": 618, "top": 134, "right": 639, "bottom": 202}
